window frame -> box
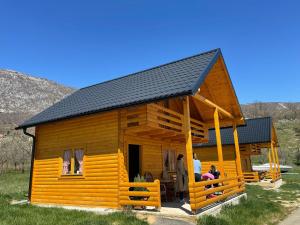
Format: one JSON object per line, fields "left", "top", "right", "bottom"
{"left": 59, "top": 146, "right": 86, "bottom": 179}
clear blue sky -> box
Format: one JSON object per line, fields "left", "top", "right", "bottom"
{"left": 1, "top": 1, "right": 299, "bottom": 103}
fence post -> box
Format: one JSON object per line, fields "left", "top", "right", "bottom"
{"left": 155, "top": 179, "right": 161, "bottom": 211}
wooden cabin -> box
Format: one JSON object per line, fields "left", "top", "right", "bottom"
{"left": 194, "top": 117, "right": 281, "bottom": 183}
{"left": 17, "top": 48, "right": 245, "bottom": 213}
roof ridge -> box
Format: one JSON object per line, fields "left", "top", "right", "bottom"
{"left": 80, "top": 48, "right": 220, "bottom": 90}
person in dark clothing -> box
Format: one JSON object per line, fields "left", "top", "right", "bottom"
{"left": 209, "top": 165, "right": 220, "bottom": 187}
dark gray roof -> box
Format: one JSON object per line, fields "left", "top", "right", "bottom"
{"left": 194, "top": 117, "right": 273, "bottom": 147}
{"left": 17, "top": 49, "right": 221, "bottom": 129}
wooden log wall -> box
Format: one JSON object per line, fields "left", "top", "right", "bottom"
{"left": 193, "top": 145, "right": 238, "bottom": 178}
{"left": 31, "top": 111, "right": 119, "bottom": 208}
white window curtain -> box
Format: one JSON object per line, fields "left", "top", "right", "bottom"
{"left": 75, "top": 149, "right": 84, "bottom": 174}
{"left": 63, "top": 150, "right": 71, "bottom": 175}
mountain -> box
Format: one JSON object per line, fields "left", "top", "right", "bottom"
{"left": 241, "top": 102, "right": 300, "bottom": 121}
{"left": 0, "top": 69, "right": 75, "bottom": 126}
{"left": 0, "top": 69, "right": 299, "bottom": 171}
{"left": 0, "top": 69, "right": 75, "bottom": 172}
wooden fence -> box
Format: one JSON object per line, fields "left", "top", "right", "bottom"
{"left": 189, "top": 175, "right": 245, "bottom": 212}
{"left": 118, "top": 151, "right": 161, "bottom": 209}
{"left": 243, "top": 172, "right": 259, "bottom": 182}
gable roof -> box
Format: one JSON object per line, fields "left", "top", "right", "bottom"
{"left": 194, "top": 117, "right": 273, "bottom": 147}
{"left": 17, "top": 49, "right": 224, "bottom": 129}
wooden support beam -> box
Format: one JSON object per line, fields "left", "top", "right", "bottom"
{"left": 214, "top": 108, "right": 225, "bottom": 178}
{"left": 183, "top": 96, "right": 195, "bottom": 183}
{"left": 268, "top": 149, "right": 275, "bottom": 181}
{"left": 233, "top": 123, "right": 243, "bottom": 179}
{"left": 274, "top": 146, "right": 281, "bottom": 177}
{"left": 193, "top": 94, "right": 234, "bottom": 119}
{"left": 270, "top": 143, "right": 278, "bottom": 177}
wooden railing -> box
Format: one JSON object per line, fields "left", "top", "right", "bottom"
{"left": 189, "top": 176, "right": 245, "bottom": 212}
{"left": 243, "top": 172, "right": 259, "bottom": 182}
{"left": 118, "top": 151, "right": 161, "bottom": 210}
{"left": 123, "top": 103, "right": 207, "bottom": 141}
{"left": 119, "top": 180, "right": 161, "bottom": 209}
{"left": 147, "top": 103, "right": 184, "bottom": 133}
{"left": 266, "top": 171, "right": 281, "bottom": 182}
{"left": 190, "top": 118, "right": 207, "bottom": 139}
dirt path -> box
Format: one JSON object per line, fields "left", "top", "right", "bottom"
{"left": 279, "top": 207, "right": 300, "bottom": 225}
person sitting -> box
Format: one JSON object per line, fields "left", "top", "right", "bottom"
{"left": 193, "top": 153, "right": 202, "bottom": 182}
{"left": 209, "top": 165, "right": 220, "bottom": 188}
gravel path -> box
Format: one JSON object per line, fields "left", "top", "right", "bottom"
{"left": 151, "top": 217, "right": 195, "bottom": 225}
{"left": 279, "top": 207, "right": 300, "bottom": 225}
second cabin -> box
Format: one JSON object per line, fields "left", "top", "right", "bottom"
{"left": 18, "top": 48, "right": 246, "bottom": 213}
{"left": 194, "top": 117, "right": 281, "bottom": 183}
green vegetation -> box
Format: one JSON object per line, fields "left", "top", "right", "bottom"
{"left": 1, "top": 169, "right": 300, "bottom": 225}
{"left": 0, "top": 172, "right": 147, "bottom": 225}
{"left": 276, "top": 119, "right": 300, "bottom": 165}
{"left": 198, "top": 167, "right": 300, "bottom": 225}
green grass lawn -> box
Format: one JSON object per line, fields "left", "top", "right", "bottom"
{"left": 198, "top": 167, "right": 300, "bottom": 225}
{"left": 1, "top": 169, "right": 299, "bottom": 225}
{"left": 0, "top": 171, "right": 147, "bottom": 225}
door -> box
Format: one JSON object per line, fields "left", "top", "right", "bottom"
{"left": 128, "top": 144, "right": 141, "bottom": 182}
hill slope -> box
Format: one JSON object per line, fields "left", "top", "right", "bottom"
{"left": 0, "top": 69, "right": 75, "bottom": 126}
{"left": 241, "top": 102, "right": 300, "bottom": 121}
{"left": 0, "top": 69, "right": 299, "bottom": 171}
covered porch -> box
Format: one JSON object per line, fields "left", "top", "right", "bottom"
{"left": 241, "top": 141, "right": 281, "bottom": 183}
{"left": 115, "top": 55, "right": 245, "bottom": 212}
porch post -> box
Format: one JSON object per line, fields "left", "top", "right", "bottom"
{"left": 214, "top": 108, "right": 225, "bottom": 178}
{"left": 183, "top": 96, "right": 196, "bottom": 212}
{"left": 271, "top": 142, "right": 279, "bottom": 179}
{"left": 233, "top": 123, "right": 243, "bottom": 178}
{"left": 274, "top": 145, "right": 281, "bottom": 177}
{"left": 268, "top": 148, "right": 275, "bottom": 181}
{"left": 183, "top": 96, "right": 195, "bottom": 183}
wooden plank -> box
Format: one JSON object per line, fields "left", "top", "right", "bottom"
{"left": 193, "top": 94, "right": 234, "bottom": 119}
{"left": 214, "top": 109, "right": 225, "bottom": 178}
{"left": 183, "top": 97, "right": 195, "bottom": 183}
{"left": 233, "top": 123, "right": 243, "bottom": 180}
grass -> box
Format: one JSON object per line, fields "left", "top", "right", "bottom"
{"left": 1, "top": 169, "right": 300, "bottom": 225}
{"left": 198, "top": 167, "right": 300, "bottom": 225}
{"left": 0, "top": 171, "right": 147, "bottom": 225}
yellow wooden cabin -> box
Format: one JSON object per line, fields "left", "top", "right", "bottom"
{"left": 17, "top": 49, "right": 246, "bottom": 213}
{"left": 194, "top": 117, "right": 281, "bottom": 183}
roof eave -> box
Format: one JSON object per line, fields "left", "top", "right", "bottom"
{"left": 16, "top": 89, "right": 193, "bottom": 130}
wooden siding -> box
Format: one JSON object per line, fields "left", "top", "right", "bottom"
{"left": 193, "top": 145, "right": 238, "bottom": 178}
{"left": 123, "top": 135, "right": 186, "bottom": 180}
{"left": 31, "top": 111, "right": 119, "bottom": 208}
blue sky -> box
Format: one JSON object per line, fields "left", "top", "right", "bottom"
{"left": 1, "top": 1, "right": 299, "bottom": 103}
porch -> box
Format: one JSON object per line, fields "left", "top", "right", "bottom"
{"left": 117, "top": 92, "right": 245, "bottom": 213}
{"left": 241, "top": 142, "right": 281, "bottom": 183}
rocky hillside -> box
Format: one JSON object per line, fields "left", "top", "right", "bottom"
{"left": 0, "top": 69, "right": 75, "bottom": 126}
{"left": 0, "top": 69, "right": 75, "bottom": 172}
{"left": 0, "top": 69, "right": 299, "bottom": 171}
{"left": 242, "top": 102, "right": 300, "bottom": 121}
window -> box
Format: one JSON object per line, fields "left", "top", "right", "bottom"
{"left": 62, "top": 149, "right": 84, "bottom": 176}
{"left": 62, "top": 150, "right": 71, "bottom": 175}
{"left": 163, "top": 150, "right": 176, "bottom": 172}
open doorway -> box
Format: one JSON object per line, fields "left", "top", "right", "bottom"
{"left": 128, "top": 144, "right": 141, "bottom": 182}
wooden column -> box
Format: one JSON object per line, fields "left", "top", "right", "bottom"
{"left": 233, "top": 123, "right": 243, "bottom": 178}
{"left": 214, "top": 108, "right": 225, "bottom": 178}
{"left": 183, "top": 96, "right": 195, "bottom": 183}
{"left": 268, "top": 149, "right": 274, "bottom": 181}
{"left": 271, "top": 143, "right": 279, "bottom": 179}
{"left": 274, "top": 145, "right": 281, "bottom": 177}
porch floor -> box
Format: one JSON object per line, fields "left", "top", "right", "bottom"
{"left": 134, "top": 193, "right": 247, "bottom": 219}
